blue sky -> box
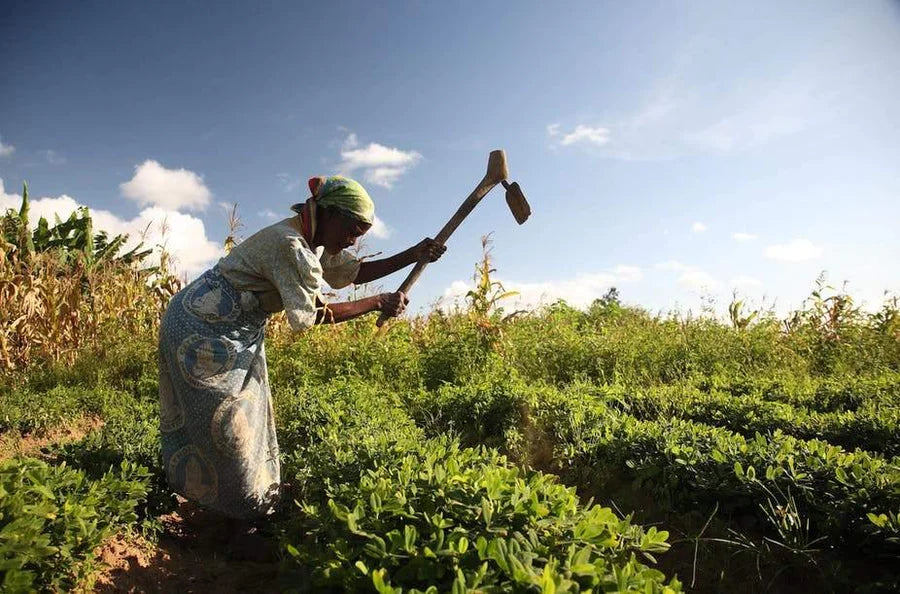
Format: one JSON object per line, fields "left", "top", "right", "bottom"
{"left": 2, "top": 0, "right": 898, "bottom": 316}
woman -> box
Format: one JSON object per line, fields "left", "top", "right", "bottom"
{"left": 157, "top": 175, "right": 444, "bottom": 548}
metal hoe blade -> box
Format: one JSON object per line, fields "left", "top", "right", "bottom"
{"left": 503, "top": 181, "right": 531, "bottom": 225}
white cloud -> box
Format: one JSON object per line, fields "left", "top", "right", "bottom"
{"left": 0, "top": 178, "right": 222, "bottom": 277}
{"left": 0, "top": 137, "right": 14, "bottom": 157}
{"left": 441, "top": 265, "right": 642, "bottom": 311}
{"left": 550, "top": 124, "right": 611, "bottom": 147}
{"left": 120, "top": 160, "right": 212, "bottom": 211}
{"left": 691, "top": 221, "right": 707, "bottom": 233}
{"left": 364, "top": 166, "right": 411, "bottom": 189}
{"left": 659, "top": 260, "right": 719, "bottom": 291}
{"left": 730, "top": 275, "right": 762, "bottom": 287}
{"left": 764, "top": 238, "right": 823, "bottom": 262}
{"left": 732, "top": 232, "right": 757, "bottom": 241}
{"left": 0, "top": 180, "right": 23, "bottom": 207}
{"left": 338, "top": 134, "right": 422, "bottom": 189}
{"left": 369, "top": 215, "right": 391, "bottom": 239}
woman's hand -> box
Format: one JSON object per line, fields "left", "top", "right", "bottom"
{"left": 379, "top": 291, "right": 409, "bottom": 318}
{"left": 413, "top": 238, "right": 447, "bottom": 263}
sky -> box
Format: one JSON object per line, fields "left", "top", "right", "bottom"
{"left": 2, "top": 0, "right": 899, "bottom": 317}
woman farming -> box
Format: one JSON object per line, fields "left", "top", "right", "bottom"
{"left": 157, "top": 176, "right": 444, "bottom": 530}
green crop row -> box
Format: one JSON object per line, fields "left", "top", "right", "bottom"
{"left": 0, "top": 458, "right": 150, "bottom": 592}
{"left": 527, "top": 389, "right": 900, "bottom": 550}
{"left": 687, "top": 372, "right": 900, "bottom": 413}
{"left": 410, "top": 377, "right": 900, "bottom": 550}
{"left": 282, "top": 438, "right": 681, "bottom": 593}
{"left": 586, "top": 384, "right": 900, "bottom": 457}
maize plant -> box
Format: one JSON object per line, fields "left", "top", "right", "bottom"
{"left": 0, "top": 183, "right": 178, "bottom": 372}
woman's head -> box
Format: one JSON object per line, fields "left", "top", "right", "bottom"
{"left": 316, "top": 206, "right": 371, "bottom": 254}
{"left": 292, "top": 176, "right": 375, "bottom": 254}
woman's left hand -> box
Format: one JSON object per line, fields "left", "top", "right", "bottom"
{"left": 413, "top": 238, "right": 447, "bottom": 263}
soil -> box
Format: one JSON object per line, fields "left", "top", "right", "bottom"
{"left": 0, "top": 416, "right": 103, "bottom": 461}
{"left": 90, "top": 500, "right": 282, "bottom": 593}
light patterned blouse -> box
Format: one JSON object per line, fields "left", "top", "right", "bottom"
{"left": 217, "top": 217, "right": 360, "bottom": 331}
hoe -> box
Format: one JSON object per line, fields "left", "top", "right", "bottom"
{"left": 376, "top": 149, "right": 531, "bottom": 327}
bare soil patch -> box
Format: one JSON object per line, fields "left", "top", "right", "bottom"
{"left": 0, "top": 416, "right": 103, "bottom": 461}
{"left": 91, "top": 501, "right": 281, "bottom": 593}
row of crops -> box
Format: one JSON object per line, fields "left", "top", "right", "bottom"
{"left": 2, "top": 196, "right": 899, "bottom": 592}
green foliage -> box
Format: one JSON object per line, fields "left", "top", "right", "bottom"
{"left": 284, "top": 439, "right": 680, "bottom": 593}
{"left": 0, "top": 458, "right": 150, "bottom": 592}
{"left": 590, "top": 381, "right": 900, "bottom": 456}
{"left": 530, "top": 391, "right": 900, "bottom": 550}
{"left": 267, "top": 319, "right": 423, "bottom": 390}
{"left": 275, "top": 377, "right": 425, "bottom": 501}
{"left": 409, "top": 368, "right": 529, "bottom": 450}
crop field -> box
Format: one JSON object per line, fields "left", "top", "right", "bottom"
{"left": 1, "top": 203, "right": 899, "bottom": 593}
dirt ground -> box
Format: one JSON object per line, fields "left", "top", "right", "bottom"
{"left": 91, "top": 501, "right": 282, "bottom": 593}
{"left": 0, "top": 416, "right": 103, "bottom": 461}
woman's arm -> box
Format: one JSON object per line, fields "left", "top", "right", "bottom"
{"left": 314, "top": 292, "right": 408, "bottom": 324}
{"left": 354, "top": 238, "right": 446, "bottom": 284}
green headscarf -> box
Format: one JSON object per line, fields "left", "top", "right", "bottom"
{"left": 291, "top": 176, "right": 375, "bottom": 225}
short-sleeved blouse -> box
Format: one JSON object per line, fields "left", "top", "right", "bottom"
{"left": 217, "top": 217, "right": 360, "bottom": 331}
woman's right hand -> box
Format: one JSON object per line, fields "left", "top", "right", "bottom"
{"left": 379, "top": 291, "right": 409, "bottom": 318}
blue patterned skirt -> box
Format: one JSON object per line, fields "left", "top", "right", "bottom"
{"left": 158, "top": 266, "right": 280, "bottom": 519}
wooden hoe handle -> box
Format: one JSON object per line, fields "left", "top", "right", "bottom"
{"left": 376, "top": 150, "right": 509, "bottom": 327}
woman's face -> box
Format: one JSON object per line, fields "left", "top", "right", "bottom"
{"left": 319, "top": 210, "right": 371, "bottom": 254}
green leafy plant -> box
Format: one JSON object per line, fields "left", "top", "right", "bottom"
{"left": 0, "top": 458, "right": 150, "bottom": 592}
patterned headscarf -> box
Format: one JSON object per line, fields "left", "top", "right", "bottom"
{"left": 291, "top": 176, "right": 375, "bottom": 244}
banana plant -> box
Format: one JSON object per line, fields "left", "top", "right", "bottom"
{"left": 1, "top": 182, "right": 151, "bottom": 266}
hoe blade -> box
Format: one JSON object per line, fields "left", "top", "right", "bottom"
{"left": 505, "top": 182, "right": 531, "bottom": 225}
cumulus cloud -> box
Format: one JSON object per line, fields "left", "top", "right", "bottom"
{"left": 120, "top": 160, "right": 212, "bottom": 211}
{"left": 548, "top": 124, "right": 611, "bottom": 147}
{"left": 658, "top": 260, "right": 719, "bottom": 291}
{"left": 732, "top": 232, "right": 757, "bottom": 241}
{"left": 692, "top": 221, "right": 707, "bottom": 233}
{"left": 0, "top": 136, "right": 14, "bottom": 157}
{"left": 764, "top": 239, "right": 823, "bottom": 262}
{"left": 441, "top": 265, "right": 642, "bottom": 311}
{"left": 338, "top": 133, "right": 422, "bottom": 189}
{"left": 369, "top": 215, "right": 391, "bottom": 240}
{"left": 0, "top": 178, "right": 222, "bottom": 277}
